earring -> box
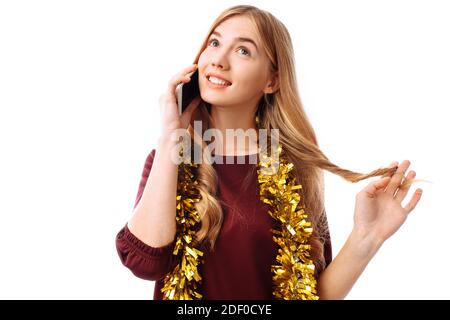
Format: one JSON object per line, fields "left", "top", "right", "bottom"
{"left": 255, "top": 115, "right": 260, "bottom": 126}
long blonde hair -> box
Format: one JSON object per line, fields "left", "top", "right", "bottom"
{"left": 185, "top": 5, "right": 398, "bottom": 271}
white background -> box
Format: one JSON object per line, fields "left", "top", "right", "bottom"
{"left": 0, "top": 0, "right": 449, "bottom": 299}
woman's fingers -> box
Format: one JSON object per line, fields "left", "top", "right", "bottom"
{"left": 382, "top": 161, "right": 398, "bottom": 177}
{"left": 168, "top": 64, "right": 197, "bottom": 94}
{"left": 360, "top": 162, "right": 398, "bottom": 198}
{"left": 394, "top": 170, "right": 416, "bottom": 202}
{"left": 166, "top": 65, "right": 198, "bottom": 106}
{"left": 361, "top": 176, "right": 391, "bottom": 198}
{"left": 386, "top": 160, "right": 410, "bottom": 196}
{"left": 404, "top": 188, "right": 423, "bottom": 213}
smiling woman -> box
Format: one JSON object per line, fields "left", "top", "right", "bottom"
{"left": 115, "top": 4, "right": 423, "bottom": 300}
{"left": 198, "top": 15, "right": 278, "bottom": 128}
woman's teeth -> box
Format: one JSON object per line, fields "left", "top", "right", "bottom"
{"left": 208, "top": 76, "right": 231, "bottom": 86}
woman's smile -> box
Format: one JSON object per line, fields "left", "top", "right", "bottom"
{"left": 206, "top": 75, "right": 232, "bottom": 89}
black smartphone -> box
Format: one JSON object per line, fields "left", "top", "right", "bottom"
{"left": 177, "top": 69, "right": 200, "bottom": 115}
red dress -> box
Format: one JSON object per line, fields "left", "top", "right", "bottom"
{"left": 116, "top": 149, "right": 332, "bottom": 299}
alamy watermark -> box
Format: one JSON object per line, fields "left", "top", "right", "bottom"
{"left": 168, "top": 120, "right": 280, "bottom": 175}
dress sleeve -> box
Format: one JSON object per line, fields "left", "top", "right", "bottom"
{"left": 115, "top": 149, "right": 177, "bottom": 281}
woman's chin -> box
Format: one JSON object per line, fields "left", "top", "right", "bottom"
{"left": 200, "top": 94, "right": 227, "bottom": 107}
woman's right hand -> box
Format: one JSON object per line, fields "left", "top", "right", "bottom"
{"left": 159, "top": 64, "right": 202, "bottom": 137}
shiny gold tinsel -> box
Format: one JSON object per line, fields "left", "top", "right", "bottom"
{"left": 160, "top": 159, "right": 204, "bottom": 300}
{"left": 258, "top": 144, "right": 318, "bottom": 300}
{"left": 162, "top": 144, "right": 318, "bottom": 300}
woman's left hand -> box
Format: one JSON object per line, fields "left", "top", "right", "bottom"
{"left": 353, "top": 160, "right": 423, "bottom": 243}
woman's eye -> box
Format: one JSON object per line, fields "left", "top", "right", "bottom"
{"left": 238, "top": 47, "right": 250, "bottom": 56}
{"left": 209, "top": 39, "right": 219, "bottom": 47}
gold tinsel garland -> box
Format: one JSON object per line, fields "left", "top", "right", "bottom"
{"left": 160, "top": 159, "right": 204, "bottom": 300}
{"left": 161, "top": 144, "right": 318, "bottom": 300}
{"left": 258, "top": 145, "right": 318, "bottom": 300}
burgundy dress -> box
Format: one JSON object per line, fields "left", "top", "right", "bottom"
{"left": 116, "top": 149, "right": 332, "bottom": 300}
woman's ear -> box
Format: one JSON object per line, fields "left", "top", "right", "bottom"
{"left": 263, "top": 72, "right": 279, "bottom": 94}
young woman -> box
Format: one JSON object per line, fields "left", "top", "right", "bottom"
{"left": 116, "top": 5, "right": 422, "bottom": 300}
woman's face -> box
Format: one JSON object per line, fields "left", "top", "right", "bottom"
{"left": 198, "top": 16, "right": 274, "bottom": 109}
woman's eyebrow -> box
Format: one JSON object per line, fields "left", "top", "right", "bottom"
{"left": 211, "top": 31, "right": 259, "bottom": 52}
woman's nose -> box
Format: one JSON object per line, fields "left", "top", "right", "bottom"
{"left": 211, "top": 49, "right": 229, "bottom": 69}
{"left": 211, "top": 61, "right": 223, "bottom": 68}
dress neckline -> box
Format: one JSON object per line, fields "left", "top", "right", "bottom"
{"left": 211, "top": 153, "right": 259, "bottom": 166}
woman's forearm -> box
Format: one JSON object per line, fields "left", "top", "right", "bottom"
{"left": 127, "top": 132, "right": 179, "bottom": 247}
{"left": 317, "top": 228, "right": 384, "bottom": 299}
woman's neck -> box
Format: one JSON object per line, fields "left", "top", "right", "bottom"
{"left": 208, "top": 104, "right": 259, "bottom": 156}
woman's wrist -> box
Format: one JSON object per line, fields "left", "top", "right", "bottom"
{"left": 348, "top": 226, "right": 385, "bottom": 259}
{"left": 158, "top": 129, "right": 184, "bottom": 147}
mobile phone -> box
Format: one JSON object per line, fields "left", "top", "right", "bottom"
{"left": 177, "top": 69, "right": 200, "bottom": 115}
